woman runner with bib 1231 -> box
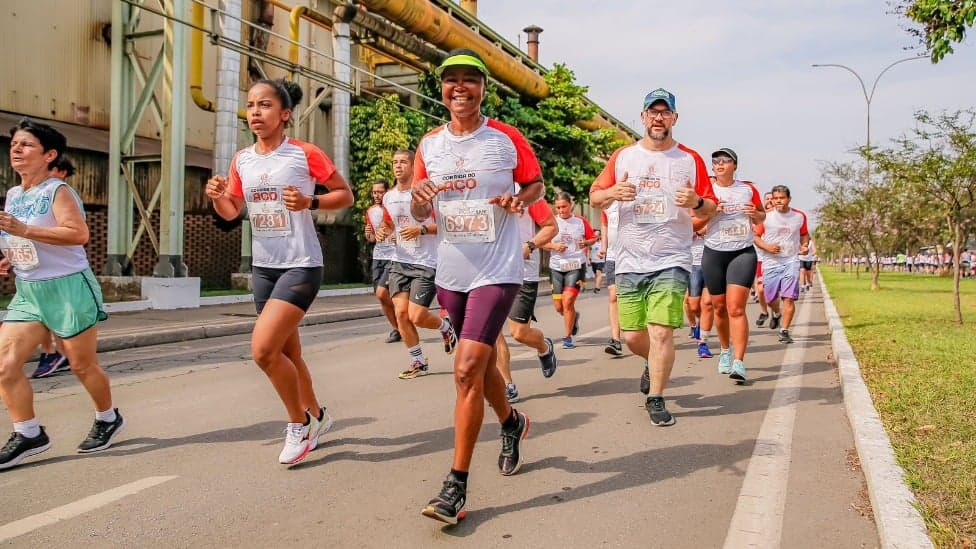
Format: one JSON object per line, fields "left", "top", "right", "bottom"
{"left": 207, "top": 79, "right": 353, "bottom": 466}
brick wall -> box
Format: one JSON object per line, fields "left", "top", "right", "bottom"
{"left": 0, "top": 208, "right": 364, "bottom": 296}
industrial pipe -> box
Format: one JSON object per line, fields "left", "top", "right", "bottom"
{"left": 190, "top": 2, "right": 245, "bottom": 118}
{"left": 358, "top": 0, "right": 634, "bottom": 141}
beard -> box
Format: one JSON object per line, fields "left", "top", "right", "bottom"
{"left": 646, "top": 127, "right": 670, "bottom": 141}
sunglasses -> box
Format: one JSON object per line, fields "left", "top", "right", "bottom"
{"left": 711, "top": 157, "right": 735, "bottom": 165}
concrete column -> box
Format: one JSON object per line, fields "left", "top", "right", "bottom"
{"left": 332, "top": 21, "right": 350, "bottom": 183}
{"left": 106, "top": 0, "right": 132, "bottom": 275}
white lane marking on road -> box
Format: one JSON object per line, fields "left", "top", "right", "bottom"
{"left": 0, "top": 476, "right": 178, "bottom": 543}
{"left": 723, "top": 296, "right": 813, "bottom": 549}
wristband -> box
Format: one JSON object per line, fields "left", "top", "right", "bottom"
{"left": 309, "top": 196, "right": 320, "bottom": 210}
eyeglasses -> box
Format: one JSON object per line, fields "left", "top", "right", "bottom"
{"left": 644, "top": 109, "right": 674, "bottom": 120}
{"left": 712, "top": 157, "right": 735, "bottom": 165}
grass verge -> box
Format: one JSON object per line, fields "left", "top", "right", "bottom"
{"left": 821, "top": 267, "right": 975, "bottom": 548}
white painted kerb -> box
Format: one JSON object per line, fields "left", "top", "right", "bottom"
{"left": 818, "top": 271, "right": 933, "bottom": 549}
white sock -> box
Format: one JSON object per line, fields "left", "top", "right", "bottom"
{"left": 700, "top": 330, "right": 710, "bottom": 342}
{"left": 95, "top": 408, "right": 117, "bottom": 423}
{"left": 408, "top": 345, "right": 423, "bottom": 360}
{"left": 13, "top": 418, "right": 41, "bottom": 439}
{"left": 772, "top": 312, "right": 782, "bottom": 318}
{"left": 439, "top": 318, "right": 451, "bottom": 333}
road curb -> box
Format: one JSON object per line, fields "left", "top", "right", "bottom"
{"left": 817, "top": 271, "right": 933, "bottom": 549}
{"left": 96, "top": 305, "right": 384, "bottom": 353}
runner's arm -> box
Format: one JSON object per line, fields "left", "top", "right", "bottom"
{"left": 8, "top": 186, "right": 90, "bottom": 246}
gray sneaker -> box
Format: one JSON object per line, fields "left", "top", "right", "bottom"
{"left": 645, "top": 397, "right": 675, "bottom": 427}
{"left": 505, "top": 383, "right": 520, "bottom": 403}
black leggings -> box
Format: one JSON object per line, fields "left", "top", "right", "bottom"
{"left": 702, "top": 246, "right": 757, "bottom": 295}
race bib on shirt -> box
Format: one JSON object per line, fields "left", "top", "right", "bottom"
{"left": 717, "top": 219, "right": 750, "bottom": 243}
{"left": 247, "top": 187, "right": 291, "bottom": 237}
{"left": 440, "top": 199, "right": 496, "bottom": 244}
{"left": 396, "top": 216, "right": 420, "bottom": 249}
{"left": 559, "top": 259, "right": 582, "bottom": 271}
{"left": 634, "top": 192, "right": 668, "bottom": 224}
{"left": 0, "top": 235, "right": 39, "bottom": 271}
{"left": 780, "top": 242, "right": 796, "bottom": 257}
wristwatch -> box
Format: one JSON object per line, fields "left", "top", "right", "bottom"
{"left": 693, "top": 197, "right": 705, "bottom": 210}
{"left": 309, "top": 196, "right": 320, "bottom": 210}
{"left": 420, "top": 225, "right": 428, "bottom": 235}
{"left": 525, "top": 241, "right": 537, "bottom": 252}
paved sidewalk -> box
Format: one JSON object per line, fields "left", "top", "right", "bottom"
{"left": 91, "top": 293, "right": 387, "bottom": 352}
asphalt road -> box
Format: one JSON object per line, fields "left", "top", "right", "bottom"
{"left": 1, "top": 288, "right": 878, "bottom": 548}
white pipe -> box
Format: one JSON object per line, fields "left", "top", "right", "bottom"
{"left": 214, "top": 0, "right": 242, "bottom": 175}
{"left": 332, "top": 21, "right": 351, "bottom": 184}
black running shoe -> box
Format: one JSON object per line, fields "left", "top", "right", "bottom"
{"left": 498, "top": 410, "right": 529, "bottom": 476}
{"left": 769, "top": 314, "right": 782, "bottom": 330}
{"left": 539, "top": 337, "right": 558, "bottom": 378}
{"left": 0, "top": 428, "right": 52, "bottom": 470}
{"left": 778, "top": 330, "right": 794, "bottom": 344}
{"left": 385, "top": 329, "right": 402, "bottom": 343}
{"left": 77, "top": 409, "right": 125, "bottom": 453}
{"left": 604, "top": 339, "right": 623, "bottom": 357}
{"left": 755, "top": 313, "right": 768, "bottom": 327}
{"left": 572, "top": 312, "right": 580, "bottom": 336}
{"left": 421, "top": 472, "right": 467, "bottom": 525}
{"left": 640, "top": 362, "right": 650, "bottom": 395}
{"left": 645, "top": 397, "right": 676, "bottom": 427}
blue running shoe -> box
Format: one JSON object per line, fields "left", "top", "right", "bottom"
{"left": 718, "top": 348, "right": 733, "bottom": 374}
{"left": 562, "top": 337, "right": 575, "bottom": 349}
{"left": 698, "top": 342, "right": 713, "bottom": 358}
{"left": 730, "top": 359, "right": 747, "bottom": 383}
{"left": 31, "top": 354, "right": 58, "bottom": 379}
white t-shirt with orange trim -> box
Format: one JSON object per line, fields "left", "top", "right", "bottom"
{"left": 381, "top": 186, "right": 438, "bottom": 269}
{"left": 365, "top": 204, "right": 396, "bottom": 261}
{"left": 549, "top": 215, "right": 596, "bottom": 273}
{"left": 519, "top": 199, "right": 555, "bottom": 282}
{"left": 704, "top": 180, "right": 763, "bottom": 252}
{"left": 601, "top": 202, "right": 620, "bottom": 262}
{"left": 228, "top": 137, "right": 334, "bottom": 268}
{"left": 591, "top": 142, "right": 717, "bottom": 275}
{"left": 756, "top": 207, "right": 809, "bottom": 269}
{"left": 415, "top": 117, "right": 542, "bottom": 292}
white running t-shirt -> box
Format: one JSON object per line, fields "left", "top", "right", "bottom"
{"left": 549, "top": 215, "right": 596, "bottom": 273}
{"left": 381, "top": 186, "right": 438, "bottom": 269}
{"left": 365, "top": 204, "right": 396, "bottom": 261}
{"left": 601, "top": 202, "right": 620, "bottom": 262}
{"left": 228, "top": 138, "right": 334, "bottom": 268}
{"left": 415, "top": 117, "right": 542, "bottom": 292}
{"left": 591, "top": 142, "right": 716, "bottom": 275}
{"left": 704, "top": 180, "right": 763, "bottom": 252}
{"left": 756, "top": 208, "right": 809, "bottom": 269}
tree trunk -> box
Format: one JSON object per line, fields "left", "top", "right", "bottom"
{"left": 871, "top": 257, "right": 881, "bottom": 290}
{"left": 952, "top": 222, "right": 963, "bottom": 325}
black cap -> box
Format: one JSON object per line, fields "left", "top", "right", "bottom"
{"left": 711, "top": 147, "right": 738, "bottom": 164}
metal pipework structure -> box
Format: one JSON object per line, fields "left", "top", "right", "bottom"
{"left": 359, "top": 0, "right": 637, "bottom": 141}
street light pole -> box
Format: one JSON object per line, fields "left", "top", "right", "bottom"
{"left": 812, "top": 56, "right": 927, "bottom": 167}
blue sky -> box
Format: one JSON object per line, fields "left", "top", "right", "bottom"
{"left": 476, "top": 0, "right": 976, "bottom": 221}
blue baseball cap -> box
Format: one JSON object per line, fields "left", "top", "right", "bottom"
{"left": 643, "top": 88, "right": 676, "bottom": 111}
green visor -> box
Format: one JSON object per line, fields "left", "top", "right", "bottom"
{"left": 435, "top": 54, "right": 490, "bottom": 78}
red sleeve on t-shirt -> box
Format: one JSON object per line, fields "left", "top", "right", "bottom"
{"left": 527, "top": 200, "right": 553, "bottom": 225}
{"left": 678, "top": 144, "right": 717, "bottom": 203}
{"left": 487, "top": 119, "right": 542, "bottom": 184}
{"left": 227, "top": 151, "right": 244, "bottom": 198}
{"left": 579, "top": 216, "right": 596, "bottom": 240}
{"left": 795, "top": 209, "right": 810, "bottom": 235}
{"left": 754, "top": 223, "right": 766, "bottom": 237}
{"left": 292, "top": 139, "right": 336, "bottom": 184}
{"left": 744, "top": 181, "right": 763, "bottom": 208}
{"left": 591, "top": 146, "right": 625, "bottom": 191}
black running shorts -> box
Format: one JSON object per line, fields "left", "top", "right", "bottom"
{"left": 388, "top": 262, "right": 436, "bottom": 307}
{"left": 253, "top": 265, "right": 323, "bottom": 314}
{"left": 702, "top": 246, "right": 757, "bottom": 296}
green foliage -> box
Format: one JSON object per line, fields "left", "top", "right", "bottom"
{"left": 348, "top": 94, "right": 432, "bottom": 279}
{"left": 895, "top": 0, "right": 976, "bottom": 62}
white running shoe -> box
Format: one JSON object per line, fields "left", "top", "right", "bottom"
{"left": 279, "top": 421, "right": 312, "bottom": 465}
{"left": 309, "top": 408, "right": 334, "bottom": 451}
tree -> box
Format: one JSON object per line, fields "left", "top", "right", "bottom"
{"left": 893, "top": 0, "right": 976, "bottom": 62}
{"left": 348, "top": 94, "right": 431, "bottom": 279}
{"left": 416, "top": 65, "right": 625, "bottom": 202}
{"left": 874, "top": 109, "right": 976, "bottom": 324}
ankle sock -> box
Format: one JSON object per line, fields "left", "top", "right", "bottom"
{"left": 95, "top": 408, "right": 117, "bottom": 423}
{"left": 408, "top": 344, "right": 423, "bottom": 360}
{"left": 450, "top": 469, "right": 469, "bottom": 483}
{"left": 502, "top": 409, "right": 518, "bottom": 430}
{"left": 13, "top": 418, "right": 41, "bottom": 439}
